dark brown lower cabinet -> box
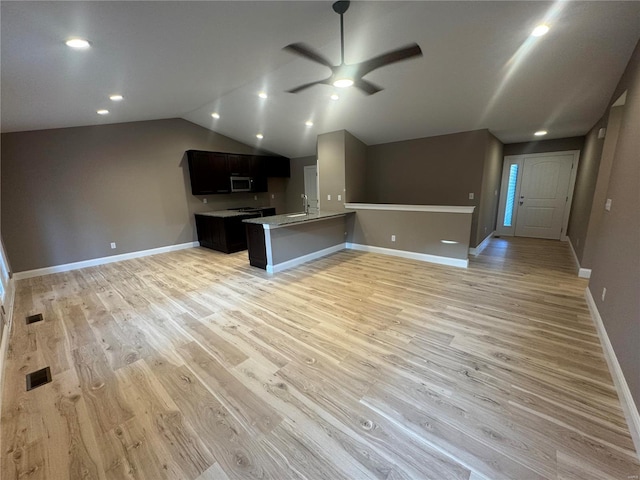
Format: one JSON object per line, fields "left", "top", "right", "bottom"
{"left": 196, "top": 214, "right": 260, "bottom": 253}
{"left": 245, "top": 223, "right": 267, "bottom": 269}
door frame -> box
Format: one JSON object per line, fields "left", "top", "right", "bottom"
{"left": 496, "top": 150, "right": 580, "bottom": 240}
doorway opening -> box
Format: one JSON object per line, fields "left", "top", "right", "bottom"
{"left": 304, "top": 164, "right": 319, "bottom": 214}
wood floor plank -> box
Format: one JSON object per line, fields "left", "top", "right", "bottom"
{"left": 2, "top": 236, "right": 639, "bottom": 479}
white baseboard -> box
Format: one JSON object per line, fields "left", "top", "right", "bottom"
{"left": 578, "top": 268, "right": 592, "bottom": 279}
{"left": 585, "top": 287, "right": 640, "bottom": 460}
{"left": 13, "top": 241, "right": 200, "bottom": 280}
{"left": 0, "top": 275, "right": 16, "bottom": 453}
{"left": 566, "top": 236, "right": 592, "bottom": 278}
{"left": 268, "top": 243, "right": 345, "bottom": 274}
{"left": 346, "top": 243, "right": 469, "bottom": 269}
{"left": 469, "top": 231, "right": 494, "bottom": 256}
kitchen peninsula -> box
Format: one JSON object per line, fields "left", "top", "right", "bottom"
{"left": 244, "top": 211, "right": 354, "bottom": 273}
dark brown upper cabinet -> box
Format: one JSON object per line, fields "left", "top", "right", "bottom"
{"left": 187, "top": 150, "right": 230, "bottom": 195}
{"left": 228, "top": 154, "right": 251, "bottom": 177}
{"left": 265, "top": 156, "right": 291, "bottom": 177}
{"left": 187, "top": 150, "right": 290, "bottom": 195}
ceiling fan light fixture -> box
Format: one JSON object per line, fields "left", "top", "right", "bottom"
{"left": 65, "top": 38, "right": 91, "bottom": 49}
{"left": 333, "top": 78, "right": 354, "bottom": 88}
{"left": 531, "top": 24, "right": 550, "bottom": 37}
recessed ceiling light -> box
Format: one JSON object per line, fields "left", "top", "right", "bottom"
{"left": 97, "top": 109, "right": 109, "bottom": 115}
{"left": 333, "top": 79, "right": 354, "bottom": 88}
{"left": 534, "top": 130, "right": 548, "bottom": 136}
{"left": 531, "top": 25, "right": 550, "bottom": 37}
{"left": 258, "top": 92, "right": 268, "bottom": 99}
{"left": 109, "top": 94, "right": 123, "bottom": 101}
{"left": 211, "top": 112, "right": 220, "bottom": 119}
{"left": 305, "top": 120, "right": 314, "bottom": 127}
{"left": 65, "top": 38, "right": 90, "bottom": 49}
{"left": 330, "top": 94, "right": 339, "bottom": 101}
{"left": 256, "top": 133, "right": 264, "bottom": 139}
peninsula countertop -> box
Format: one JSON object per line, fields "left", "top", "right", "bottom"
{"left": 242, "top": 210, "right": 354, "bottom": 229}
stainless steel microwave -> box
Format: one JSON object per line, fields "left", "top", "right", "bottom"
{"left": 230, "top": 176, "right": 252, "bottom": 192}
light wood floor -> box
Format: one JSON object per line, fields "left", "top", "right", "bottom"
{"left": 2, "top": 237, "right": 639, "bottom": 479}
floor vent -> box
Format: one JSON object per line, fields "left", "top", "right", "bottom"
{"left": 26, "top": 313, "right": 43, "bottom": 325}
{"left": 26, "top": 367, "right": 52, "bottom": 391}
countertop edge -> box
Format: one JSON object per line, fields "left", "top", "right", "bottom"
{"left": 344, "top": 203, "right": 475, "bottom": 214}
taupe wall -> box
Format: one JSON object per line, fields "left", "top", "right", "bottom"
{"left": 503, "top": 136, "right": 585, "bottom": 156}
{"left": 270, "top": 216, "right": 347, "bottom": 265}
{"left": 344, "top": 131, "right": 367, "bottom": 203}
{"left": 586, "top": 40, "right": 640, "bottom": 413}
{"left": 317, "top": 131, "right": 346, "bottom": 212}
{"left": 566, "top": 124, "right": 606, "bottom": 263}
{"left": 365, "top": 129, "right": 499, "bottom": 247}
{"left": 477, "top": 134, "right": 503, "bottom": 245}
{"left": 285, "top": 155, "right": 316, "bottom": 214}
{"left": 347, "top": 210, "right": 472, "bottom": 260}
{"left": 580, "top": 107, "right": 624, "bottom": 269}
{"left": 1, "top": 118, "right": 277, "bottom": 272}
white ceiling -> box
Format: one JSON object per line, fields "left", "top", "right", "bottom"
{"left": 2, "top": 1, "right": 639, "bottom": 158}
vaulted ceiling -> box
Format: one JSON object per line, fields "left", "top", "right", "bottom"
{"left": 2, "top": 1, "right": 639, "bottom": 158}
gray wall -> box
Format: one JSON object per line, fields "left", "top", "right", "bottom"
{"left": 285, "top": 155, "right": 316, "bottom": 214}
{"left": 270, "top": 216, "right": 347, "bottom": 265}
{"left": 580, "top": 107, "right": 624, "bottom": 269}
{"left": 503, "top": 136, "right": 585, "bottom": 156}
{"left": 566, "top": 124, "right": 606, "bottom": 263}
{"left": 1, "top": 118, "right": 277, "bottom": 272}
{"left": 365, "top": 129, "right": 499, "bottom": 247}
{"left": 317, "top": 131, "right": 346, "bottom": 212}
{"left": 344, "top": 131, "right": 367, "bottom": 203}
{"left": 586, "top": 39, "right": 640, "bottom": 414}
{"left": 477, "top": 133, "right": 503, "bottom": 245}
{"left": 348, "top": 210, "right": 472, "bottom": 260}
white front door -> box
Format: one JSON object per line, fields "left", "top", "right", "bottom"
{"left": 496, "top": 151, "right": 579, "bottom": 240}
{"left": 304, "top": 165, "right": 319, "bottom": 214}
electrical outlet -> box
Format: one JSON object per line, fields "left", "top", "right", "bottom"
{"left": 605, "top": 198, "right": 612, "bottom": 211}
{"left": 110, "top": 242, "right": 116, "bottom": 249}
{"left": 469, "top": 193, "right": 475, "bottom": 200}
{"left": 391, "top": 235, "right": 396, "bottom": 242}
{"left": 484, "top": 227, "right": 487, "bottom": 233}
{"left": 271, "top": 194, "right": 275, "bottom": 199}
{"left": 601, "top": 287, "right": 607, "bottom": 302}
{"left": 203, "top": 198, "right": 208, "bottom": 204}
{"left": 327, "top": 194, "right": 331, "bottom": 201}
{"left": 254, "top": 195, "right": 258, "bottom": 200}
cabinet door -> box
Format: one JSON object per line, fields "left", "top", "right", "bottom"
{"left": 210, "top": 153, "right": 231, "bottom": 193}
{"left": 195, "top": 215, "right": 213, "bottom": 247}
{"left": 250, "top": 156, "right": 268, "bottom": 192}
{"left": 246, "top": 223, "right": 267, "bottom": 269}
{"left": 265, "top": 156, "right": 291, "bottom": 177}
{"left": 228, "top": 154, "right": 251, "bottom": 177}
{"left": 187, "top": 151, "right": 230, "bottom": 194}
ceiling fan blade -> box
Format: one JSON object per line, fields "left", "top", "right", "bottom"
{"left": 355, "top": 43, "right": 423, "bottom": 77}
{"left": 283, "top": 43, "right": 334, "bottom": 68}
{"left": 286, "top": 78, "right": 332, "bottom": 94}
{"left": 353, "top": 78, "right": 383, "bottom": 95}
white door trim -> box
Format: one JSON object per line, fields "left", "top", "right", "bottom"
{"left": 496, "top": 150, "right": 580, "bottom": 240}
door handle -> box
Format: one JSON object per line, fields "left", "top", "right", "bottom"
{"left": 519, "top": 195, "right": 524, "bottom": 206}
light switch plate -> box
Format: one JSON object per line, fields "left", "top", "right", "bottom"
{"left": 338, "top": 194, "right": 342, "bottom": 201}
{"left": 605, "top": 198, "right": 612, "bottom": 211}
{"left": 327, "top": 194, "right": 331, "bottom": 201}
{"left": 469, "top": 193, "right": 475, "bottom": 200}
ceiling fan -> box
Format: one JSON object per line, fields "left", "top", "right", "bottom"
{"left": 284, "top": 0, "right": 423, "bottom": 95}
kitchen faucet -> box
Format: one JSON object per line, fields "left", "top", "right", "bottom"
{"left": 302, "top": 194, "right": 309, "bottom": 215}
